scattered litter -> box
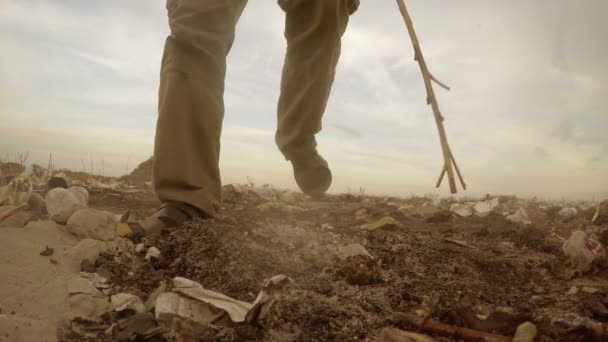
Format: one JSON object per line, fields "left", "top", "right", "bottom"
{"left": 513, "top": 321, "right": 537, "bottom": 342}
{"left": 377, "top": 327, "right": 436, "bottom": 342}
{"left": 145, "top": 281, "right": 167, "bottom": 312}
{"left": 473, "top": 197, "right": 500, "bottom": 217}
{"left": 111, "top": 293, "right": 146, "bottom": 313}
{"left": 116, "top": 222, "right": 134, "bottom": 238}
{"left": 0, "top": 175, "right": 32, "bottom": 206}
{"left": 155, "top": 292, "right": 223, "bottom": 327}
{"left": 559, "top": 207, "right": 578, "bottom": 221}
{"left": 362, "top": 216, "right": 400, "bottom": 231}
{"left": 562, "top": 230, "right": 604, "bottom": 272}
{"left": 39, "top": 246, "right": 54, "bottom": 256}
{"left": 581, "top": 286, "right": 599, "bottom": 294}
{"left": 335, "top": 244, "right": 373, "bottom": 260}
{"left": 506, "top": 207, "right": 531, "bottom": 225}
{"left": 245, "top": 275, "right": 295, "bottom": 325}
{"left": 450, "top": 202, "right": 475, "bottom": 217}
{"left": 443, "top": 238, "right": 476, "bottom": 249}
{"left": 173, "top": 277, "right": 253, "bottom": 323}
{"left": 79, "top": 272, "right": 110, "bottom": 291}
{"left": 112, "top": 313, "right": 163, "bottom": 341}
{"left": 145, "top": 247, "right": 161, "bottom": 261}
{"left": 135, "top": 243, "right": 146, "bottom": 253}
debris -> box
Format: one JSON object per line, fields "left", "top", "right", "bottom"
{"left": 39, "top": 246, "right": 54, "bottom": 256}
{"left": 559, "top": 207, "right": 578, "bottom": 222}
{"left": 443, "top": 238, "right": 476, "bottom": 249}
{"left": 0, "top": 204, "right": 29, "bottom": 227}
{"left": 68, "top": 186, "right": 89, "bottom": 206}
{"left": 79, "top": 272, "right": 110, "bottom": 290}
{"left": 355, "top": 208, "right": 369, "bottom": 221}
{"left": 155, "top": 292, "right": 223, "bottom": 327}
{"left": 135, "top": 243, "right": 146, "bottom": 253}
{"left": 116, "top": 222, "right": 134, "bottom": 238}
{"left": 450, "top": 202, "right": 475, "bottom": 217}
{"left": 335, "top": 244, "right": 373, "bottom": 261}
{"left": 566, "top": 286, "right": 579, "bottom": 295}
{"left": 256, "top": 201, "right": 304, "bottom": 213}
{"left": 513, "top": 321, "right": 537, "bottom": 342}
{"left": 47, "top": 173, "right": 72, "bottom": 190}
{"left": 0, "top": 175, "right": 32, "bottom": 206}
{"left": 173, "top": 277, "right": 253, "bottom": 323}
{"left": 67, "top": 276, "right": 112, "bottom": 319}
{"left": 592, "top": 200, "right": 608, "bottom": 225}
{"left": 581, "top": 286, "right": 600, "bottom": 294}
{"left": 362, "top": 216, "right": 400, "bottom": 231}
{"left": 66, "top": 209, "right": 117, "bottom": 241}
{"left": 45, "top": 188, "right": 86, "bottom": 224}
{"left": 111, "top": 293, "right": 146, "bottom": 313}
{"left": 339, "top": 254, "right": 383, "bottom": 285}
{"left": 245, "top": 275, "right": 295, "bottom": 326}
{"left": 473, "top": 197, "right": 499, "bottom": 217}
{"left": 145, "top": 247, "right": 161, "bottom": 261}
{"left": 27, "top": 193, "right": 46, "bottom": 214}
{"left": 80, "top": 259, "right": 97, "bottom": 273}
{"left": 113, "top": 313, "right": 164, "bottom": 341}
{"left": 506, "top": 207, "right": 531, "bottom": 225}
{"left": 563, "top": 230, "right": 604, "bottom": 272}
{"left": 145, "top": 281, "right": 167, "bottom": 312}
{"left": 377, "top": 327, "right": 436, "bottom": 342}
{"left": 425, "top": 210, "right": 452, "bottom": 223}
{"left": 392, "top": 312, "right": 512, "bottom": 342}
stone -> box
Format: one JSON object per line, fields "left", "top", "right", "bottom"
{"left": 145, "top": 247, "right": 161, "bottom": 261}
{"left": 111, "top": 293, "right": 146, "bottom": 313}
{"left": 45, "top": 188, "right": 86, "bottom": 224}
{"left": 558, "top": 207, "right": 578, "bottom": 221}
{"left": 27, "top": 193, "right": 46, "bottom": 214}
{"left": 116, "top": 222, "right": 134, "bottom": 238}
{"left": 68, "top": 186, "right": 89, "bottom": 206}
{"left": 377, "top": 327, "right": 436, "bottom": 342}
{"left": 513, "top": 321, "right": 537, "bottom": 342}
{"left": 0, "top": 205, "right": 31, "bottom": 228}
{"left": 135, "top": 243, "right": 146, "bottom": 253}
{"left": 66, "top": 209, "right": 117, "bottom": 241}
{"left": 335, "top": 244, "right": 373, "bottom": 261}
{"left": 47, "top": 173, "right": 72, "bottom": 190}
{"left": 581, "top": 286, "right": 599, "bottom": 294}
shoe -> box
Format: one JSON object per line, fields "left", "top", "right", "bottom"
{"left": 291, "top": 153, "right": 332, "bottom": 197}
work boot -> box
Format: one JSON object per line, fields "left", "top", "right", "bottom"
{"left": 291, "top": 152, "right": 332, "bottom": 197}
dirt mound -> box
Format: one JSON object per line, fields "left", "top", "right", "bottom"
{"left": 122, "top": 157, "right": 153, "bottom": 185}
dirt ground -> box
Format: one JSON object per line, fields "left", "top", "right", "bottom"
{"left": 54, "top": 186, "right": 608, "bottom": 341}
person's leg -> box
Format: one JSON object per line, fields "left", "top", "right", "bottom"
{"left": 276, "top": 0, "right": 358, "bottom": 196}
{"left": 153, "top": 0, "right": 247, "bottom": 218}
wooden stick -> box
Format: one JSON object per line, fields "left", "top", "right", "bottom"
{"left": 396, "top": 312, "right": 512, "bottom": 342}
{"left": 396, "top": 0, "right": 463, "bottom": 194}
{"left": 0, "top": 203, "right": 28, "bottom": 223}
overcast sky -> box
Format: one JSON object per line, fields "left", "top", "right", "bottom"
{"left": 0, "top": 0, "right": 606, "bottom": 200}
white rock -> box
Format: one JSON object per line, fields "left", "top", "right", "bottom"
{"left": 111, "top": 293, "right": 146, "bottom": 313}
{"left": 562, "top": 230, "right": 596, "bottom": 272}
{"left": 45, "top": 188, "right": 86, "bottom": 224}
{"left": 513, "top": 322, "right": 537, "bottom": 342}
{"left": 135, "top": 243, "right": 146, "bottom": 253}
{"left": 145, "top": 247, "right": 161, "bottom": 260}
{"left": 559, "top": 207, "right": 578, "bottom": 221}
{"left": 66, "top": 209, "right": 117, "bottom": 241}
{"left": 68, "top": 186, "right": 89, "bottom": 206}
{"left": 473, "top": 198, "right": 499, "bottom": 217}
{"left": 506, "top": 207, "right": 532, "bottom": 225}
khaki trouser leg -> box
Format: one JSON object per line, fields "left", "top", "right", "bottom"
{"left": 276, "top": 0, "right": 355, "bottom": 161}
{"left": 153, "top": 0, "right": 247, "bottom": 217}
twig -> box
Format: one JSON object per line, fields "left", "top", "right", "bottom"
{"left": 0, "top": 203, "right": 28, "bottom": 223}
{"left": 396, "top": 0, "right": 465, "bottom": 194}
{"left": 396, "top": 312, "right": 512, "bottom": 342}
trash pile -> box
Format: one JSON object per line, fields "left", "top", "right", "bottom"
{"left": 1, "top": 166, "right": 608, "bottom": 341}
